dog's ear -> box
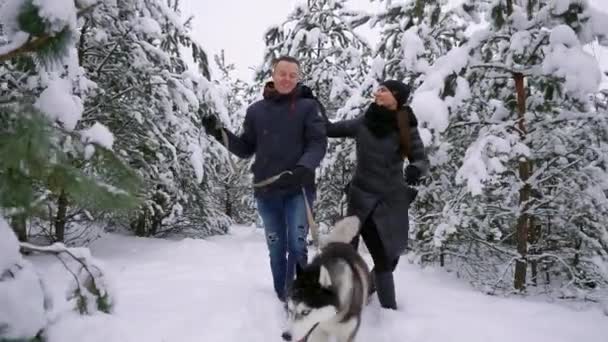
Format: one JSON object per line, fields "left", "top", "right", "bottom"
{"left": 319, "top": 265, "right": 332, "bottom": 288}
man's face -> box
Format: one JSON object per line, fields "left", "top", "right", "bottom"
{"left": 272, "top": 61, "right": 300, "bottom": 94}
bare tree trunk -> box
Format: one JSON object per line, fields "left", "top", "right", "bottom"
{"left": 134, "top": 213, "right": 147, "bottom": 237}
{"left": 529, "top": 217, "right": 540, "bottom": 286}
{"left": 77, "top": 19, "right": 89, "bottom": 65}
{"left": 506, "top": 0, "right": 514, "bottom": 16}
{"left": 414, "top": 0, "right": 425, "bottom": 19}
{"left": 545, "top": 217, "right": 552, "bottom": 285}
{"left": 11, "top": 214, "right": 27, "bottom": 242}
{"left": 54, "top": 190, "right": 68, "bottom": 242}
{"left": 527, "top": 0, "right": 538, "bottom": 20}
{"left": 514, "top": 73, "right": 531, "bottom": 291}
{"left": 225, "top": 183, "right": 233, "bottom": 218}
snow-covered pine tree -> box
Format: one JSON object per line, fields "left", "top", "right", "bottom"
{"left": 0, "top": 0, "right": 140, "bottom": 243}
{"left": 256, "top": 0, "right": 373, "bottom": 225}
{"left": 1, "top": 1, "right": 129, "bottom": 339}
{"left": 209, "top": 50, "right": 257, "bottom": 225}
{"left": 2, "top": 0, "right": 233, "bottom": 242}
{"left": 412, "top": 0, "right": 608, "bottom": 297}
{"left": 62, "top": 0, "right": 231, "bottom": 239}
{"left": 370, "top": 0, "right": 475, "bottom": 80}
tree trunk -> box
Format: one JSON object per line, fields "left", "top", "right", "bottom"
{"left": 134, "top": 211, "right": 147, "bottom": 237}
{"left": 414, "top": 0, "right": 425, "bottom": 21}
{"left": 527, "top": 0, "right": 537, "bottom": 20}
{"left": 513, "top": 73, "right": 531, "bottom": 291}
{"left": 11, "top": 214, "right": 27, "bottom": 242}
{"left": 54, "top": 190, "right": 68, "bottom": 242}
{"left": 506, "top": 0, "right": 514, "bottom": 16}
{"left": 529, "top": 217, "right": 541, "bottom": 286}
{"left": 225, "top": 183, "right": 233, "bottom": 218}
{"left": 77, "top": 19, "right": 88, "bottom": 65}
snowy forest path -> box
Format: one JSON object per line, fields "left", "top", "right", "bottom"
{"left": 86, "top": 226, "right": 607, "bottom": 342}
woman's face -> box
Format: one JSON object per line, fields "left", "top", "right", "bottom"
{"left": 374, "top": 86, "right": 398, "bottom": 110}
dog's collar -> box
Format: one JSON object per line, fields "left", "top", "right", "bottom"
{"left": 299, "top": 322, "right": 320, "bottom": 342}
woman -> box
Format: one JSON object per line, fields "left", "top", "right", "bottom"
{"left": 324, "top": 80, "right": 429, "bottom": 310}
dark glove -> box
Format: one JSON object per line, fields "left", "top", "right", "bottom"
{"left": 274, "top": 166, "right": 313, "bottom": 188}
{"left": 405, "top": 165, "right": 421, "bottom": 186}
{"left": 202, "top": 115, "right": 223, "bottom": 141}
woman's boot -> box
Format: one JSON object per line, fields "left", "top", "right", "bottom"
{"left": 374, "top": 271, "right": 397, "bottom": 310}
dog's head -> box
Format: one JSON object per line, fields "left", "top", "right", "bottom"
{"left": 281, "top": 264, "right": 339, "bottom": 341}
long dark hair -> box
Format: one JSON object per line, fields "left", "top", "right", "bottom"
{"left": 396, "top": 106, "right": 413, "bottom": 160}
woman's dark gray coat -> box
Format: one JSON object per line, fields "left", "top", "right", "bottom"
{"left": 327, "top": 110, "right": 429, "bottom": 260}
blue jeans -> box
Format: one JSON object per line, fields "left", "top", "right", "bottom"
{"left": 256, "top": 188, "right": 314, "bottom": 301}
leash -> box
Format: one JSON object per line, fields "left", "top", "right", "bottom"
{"left": 302, "top": 322, "right": 320, "bottom": 342}
{"left": 215, "top": 125, "right": 319, "bottom": 249}
{"left": 252, "top": 171, "right": 292, "bottom": 188}
{"left": 252, "top": 172, "right": 320, "bottom": 250}
{"left": 302, "top": 187, "right": 320, "bottom": 250}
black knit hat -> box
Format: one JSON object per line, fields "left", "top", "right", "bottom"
{"left": 380, "top": 80, "right": 410, "bottom": 108}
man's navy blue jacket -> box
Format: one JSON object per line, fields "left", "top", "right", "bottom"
{"left": 225, "top": 84, "right": 327, "bottom": 197}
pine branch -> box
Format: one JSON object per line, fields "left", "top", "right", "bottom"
{"left": 83, "top": 86, "right": 135, "bottom": 115}
{"left": 469, "top": 63, "right": 539, "bottom": 76}
{"left": 19, "top": 241, "right": 111, "bottom": 313}
{"left": 0, "top": 34, "right": 52, "bottom": 64}
{"left": 20, "top": 242, "right": 94, "bottom": 278}
{"left": 462, "top": 231, "right": 520, "bottom": 258}
{"left": 0, "top": 4, "right": 100, "bottom": 64}
{"left": 524, "top": 33, "right": 550, "bottom": 65}
{"left": 490, "top": 257, "right": 517, "bottom": 293}
{"left": 94, "top": 29, "right": 132, "bottom": 74}
{"left": 0, "top": 263, "right": 22, "bottom": 282}
{"left": 75, "top": 3, "right": 101, "bottom": 17}
{"left": 530, "top": 253, "right": 579, "bottom": 288}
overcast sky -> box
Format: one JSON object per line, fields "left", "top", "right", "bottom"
{"left": 181, "top": 0, "right": 608, "bottom": 83}
{"left": 179, "top": 0, "right": 379, "bottom": 81}
{"left": 180, "top": 0, "right": 299, "bottom": 81}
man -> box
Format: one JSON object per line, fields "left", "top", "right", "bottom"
{"left": 202, "top": 56, "right": 327, "bottom": 302}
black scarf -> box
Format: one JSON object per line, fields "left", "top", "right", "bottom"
{"left": 364, "top": 103, "right": 398, "bottom": 138}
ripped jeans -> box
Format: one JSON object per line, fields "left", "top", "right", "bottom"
{"left": 255, "top": 188, "right": 314, "bottom": 301}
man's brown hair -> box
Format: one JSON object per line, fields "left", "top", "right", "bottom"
{"left": 272, "top": 55, "right": 300, "bottom": 67}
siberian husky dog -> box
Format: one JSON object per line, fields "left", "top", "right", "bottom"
{"left": 281, "top": 216, "right": 370, "bottom": 342}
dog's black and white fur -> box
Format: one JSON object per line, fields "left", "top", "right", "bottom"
{"left": 282, "top": 216, "right": 369, "bottom": 342}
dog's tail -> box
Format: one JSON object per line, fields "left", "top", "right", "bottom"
{"left": 323, "top": 216, "right": 361, "bottom": 245}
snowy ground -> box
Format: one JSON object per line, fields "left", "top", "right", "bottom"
{"left": 31, "top": 225, "right": 608, "bottom": 342}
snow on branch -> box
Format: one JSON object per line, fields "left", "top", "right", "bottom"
{"left": 20, "top": 242, "right": 113, "bottom": 314}
{"left": 0, "top": 1, "right": 99, "bottom": 63}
